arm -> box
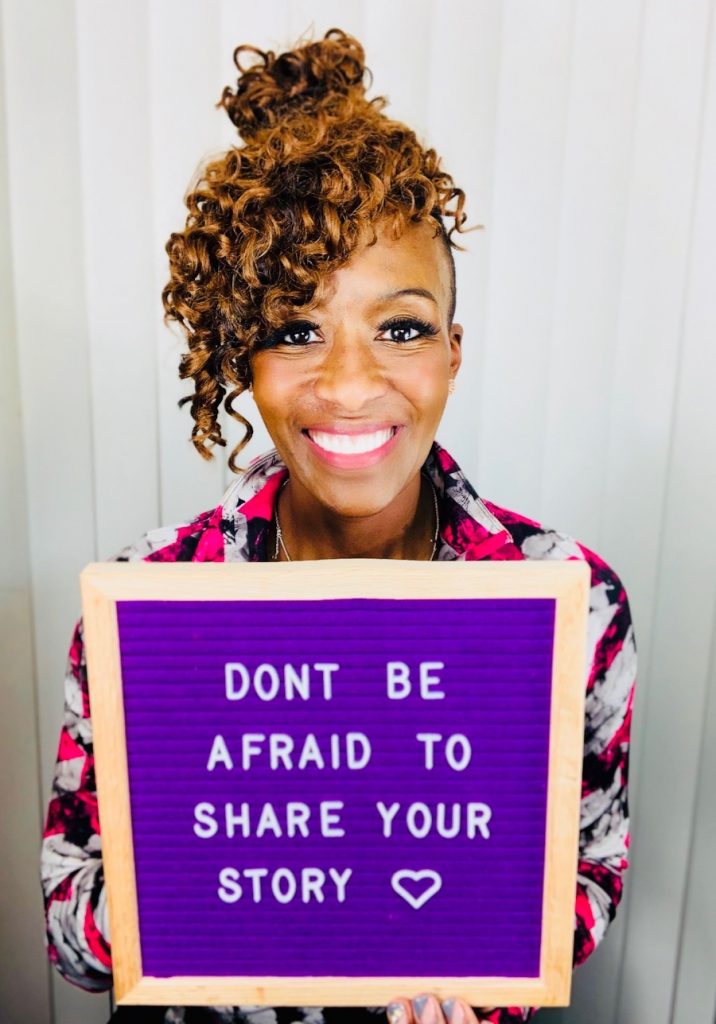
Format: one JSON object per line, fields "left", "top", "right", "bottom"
{"left": 477, "top": 558, "right": 637, "bottom": 1023}
{"left": 40, "top": 616, "right": 113, "bottom": 992}
{"left": 572, "top": 558, "right": 636, "bottom": 966}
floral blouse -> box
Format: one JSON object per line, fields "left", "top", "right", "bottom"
{"left": 41, "top": 441, "right": 637, "bottom": 1023}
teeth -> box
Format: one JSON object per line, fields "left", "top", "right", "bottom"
{"left": 308, "top": 427, "right": 394, "bottom": 455}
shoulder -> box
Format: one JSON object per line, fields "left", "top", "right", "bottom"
{"left": 483, "top": 497, "right": 634, "bottom": 655}
{"left": 482, "top": 499, "right": 637, "bottom": 735}
{"left": 486, "top": 497, "right": 626, "bottom": 588}
{"left": 105, "top": 449, "right": 286, "bottom": 565}
{"left": 108, "top": 503, "right": 227, "bottom": 564}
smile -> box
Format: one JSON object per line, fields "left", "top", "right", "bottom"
{"left": 302, "top": 425, "right": 401, "bottom": 468}
{"left": 308, "top": 427, "right": 395, "bottom": 454}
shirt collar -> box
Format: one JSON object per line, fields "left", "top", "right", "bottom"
{"left": 219, "top": 440, "right": 517, "bottom": 562}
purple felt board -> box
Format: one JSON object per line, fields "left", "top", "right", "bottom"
{"left": 117, "top": 597, "right": 555, "bottom": 979}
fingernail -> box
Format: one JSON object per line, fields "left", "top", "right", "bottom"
{"left": 387, "top": 1004, "right": 406, "bottom": 1024}
{"left": 412, "top": 996, "right": 437, "bottom": 1024}
{"left": 444, "top": 999, "right": 467, "bottom": 1024}
{"left": 441, "top": 1001, "right": 455, "bottom": 1021}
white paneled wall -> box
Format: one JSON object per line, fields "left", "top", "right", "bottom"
{"left": 1, "top": 2, "right": 715, "bottom": 1023}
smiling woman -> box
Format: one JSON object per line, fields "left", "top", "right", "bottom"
{"left": 250, "top": 218, "right": 462, "bottom": 560}
{"left": 161, "top": 26, "right": 468, "bottom": 565}
{"left": 40, "top": 24, "right": 637, "bottom": 1024}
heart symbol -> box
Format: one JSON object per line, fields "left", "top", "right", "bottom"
{"left": 391, "top": 869, "right": 443, "bottom": 910}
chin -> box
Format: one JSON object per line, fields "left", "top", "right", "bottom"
{"left": 313, "top": 471, "right": 413, "bottom": 518}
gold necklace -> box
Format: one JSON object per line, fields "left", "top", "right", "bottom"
{"left": 272, "top": 475, "right": 440, "bottom": 561}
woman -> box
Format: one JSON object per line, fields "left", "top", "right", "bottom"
{"left": 41, "top": 27, "right": 637, "bottom": 1024}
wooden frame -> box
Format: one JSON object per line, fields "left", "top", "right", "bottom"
{"left": 80, "top": 558, "right": 590, "bottom": 1007}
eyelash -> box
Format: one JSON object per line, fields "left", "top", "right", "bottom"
{"left": 263, "top": 316, "right": 439, "bottom": 349}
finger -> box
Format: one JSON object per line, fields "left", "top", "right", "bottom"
{"left": 386, "top": 997, "right": 417, "bottom": 1024}
{"left": 411, "top": 995, "right": 446, "bottom": 1024}
{"left": 440, "top": 998, "right": 491, "bottom": 1024}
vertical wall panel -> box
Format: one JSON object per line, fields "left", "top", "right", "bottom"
{"left": 1, "top": 0, "right": 111, "bottom": 1020}
{"left": 424, "top": 0, "right": 504, "bottom": 489}
{"left": 0, "top": 4, "right": 53, "bottom": 1019}
{"left": 75, "top": 0, "right": 160, "bottom": 559}
{"left": 362, "top": 0, "right": 433, "bottom": 142}
{"left": 287, "top": 0, "right": 365, "bottom": 44}
{"left": 539, "top": 5, "right": 646, "bottom": 1016}
{"left": 477, "top": 0, "right": 575, "bottom": 515}
{"left": 538, "top": 0, "right": 643, "bottom": 550}
{"left": 672, "top": 625, "right": 716, "bottom": 1022}
{"left": 637, "top": 5, "right": 716, "bottom": 1022}
{"left": 604, "top": 3, "right": 713, "bottom": 1021}
{"left": 148, "top": 0, "right": 227, "bottom": 526}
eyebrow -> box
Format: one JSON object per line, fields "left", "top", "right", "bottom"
{"left": 283, "top": 287, "right": 439, "bottom": 319}
{"left": 376, "top": 288, "right": 438, "bottom": 304}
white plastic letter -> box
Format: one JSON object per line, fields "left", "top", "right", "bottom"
{"left": 376, "top": 801, "right": 401, "bottom": 838}
{"left": 241, "top": 733, "right": 265, "bottom": 769}
{"left": 415, "top": 732, "right": 442, "bottom": 770}
{"left": 224, "top": 802, "right": 250, "bottom": 839}
{"left": 320, "top": 801, "right": 345, "bottom": 837}
{"left": 387, "top": 662, "right": 411, "bottom": 699}
{"left": 286, "top": 802, "right": 311, "bottom": 837}
{"left": 225, "top": 663, "right": 250, "bottom": 701}
{"left": 436, "top": 802, "right": 461, "bottom": 838}
{"left": 284, "top": 663, "right": 310, "bottom": 700}
{"left": 297, "top": 734, "right": 325, "bottom": 770}
{"left": 301, "top": 867, "right": 326, "bottom": 903}
{"left": 445, "top": 734, "right": 472, "bottom": 771}
{"left": 207, "top": 734, "right": 234, "bottom": 772}
{"left": 328, "top": 867, "right": 352, "bottom": 902}
{"left": 406, "top": 802, "right": 432, "bottom": 838}
{"left": 467, "top": 802, "right": 492, "bottom": 839}
{"left": 242, "top": 867, "right": 268, "bottom": 901}
{"left": 271, "top": 868, "right": 297, "bottom": 904}
{"left": 419, "top": 661, "right": 445, "bottom": 699}
{"left": 256, "top": 802, "right": 283, "bottom": 838}
{"left": 217, "top": 867, "right": 242, "bottom": 903}
{"left": 269, "top": 734, "right": 294, "bottom": 770}
{"left": 314, "top": 663, "right": 340, "bottom": 699}
{"left": 254, "top": 664, "right": 280, "bottom": 701}
{"left": 346, "top": 732, "right": 371, "bottom": 769}
{"left": 193, "top": 802, "right": 218, "bottom": 839}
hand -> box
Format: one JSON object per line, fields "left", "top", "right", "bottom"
{"left": 386, "top": 994, "right": 498, "bottom": 1024}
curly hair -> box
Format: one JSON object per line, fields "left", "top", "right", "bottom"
{"left": 162, "top": 27, "right": 475, "bottom": 474}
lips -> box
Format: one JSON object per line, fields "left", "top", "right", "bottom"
{"left": 306, "top": 426, "right": 396, "bottom": 455}
{"left": 302, "top": 424, "right": 402, "bottom": 468}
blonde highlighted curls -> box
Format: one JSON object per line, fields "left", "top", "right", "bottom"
{"left": 162, "top": 27, "right": 474, "bottom": 474}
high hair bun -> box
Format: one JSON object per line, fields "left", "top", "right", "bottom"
{"left": 166, "top": 24, "right": 472, "bottom": 475}
{"left": 218, "top": 28, "right": 376, "bottom": 142}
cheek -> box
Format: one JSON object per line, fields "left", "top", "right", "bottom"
{"left": 392, "top": 359, "right": 448, "bottom": 413}
{"left": 251, "top": 364, "right": 300, "bottom": 426}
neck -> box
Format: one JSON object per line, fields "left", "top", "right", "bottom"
{"left": 271, "top": 473, "right": 437, "bottom": 561}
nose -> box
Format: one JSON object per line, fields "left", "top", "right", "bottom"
{"left": 312, "top": 331, "right": 388, "bottom": 411}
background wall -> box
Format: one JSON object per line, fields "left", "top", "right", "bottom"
{"left": 1, "top": 1, "right": 715, "bottom": 1022}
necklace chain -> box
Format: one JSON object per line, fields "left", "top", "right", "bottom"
{"left": 272, "top": 475, "right": 440, "bottom": 562}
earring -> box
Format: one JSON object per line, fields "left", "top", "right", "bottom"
{"left": 448, "top": 378, "right": 456, "bottom": 395}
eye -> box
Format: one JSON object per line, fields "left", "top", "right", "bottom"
{"left": 378, "top": 316, "right": 439, "bottom": 343}
{"left": 262, "top": 320, "right": 320, "bottom": 348}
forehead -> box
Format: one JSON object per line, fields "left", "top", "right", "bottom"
{"left": 310, "top": 218, "right": 452, "bottom": 311}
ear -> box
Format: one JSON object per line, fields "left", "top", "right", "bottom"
{"left": 448, "top": 323, "right": 463, "bottom": 378}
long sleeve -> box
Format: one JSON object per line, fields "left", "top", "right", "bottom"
{"left": 477, "top": 557, "right": 637, "bottom": 1023}
{"left": 572, "top": 558, "right": 636, "bottom": 965}
{"left": 41, "top": 616, "right": 113, "bottom": 992}
{"left": 38, "top": 548, "right": 637, "bottom": 1018}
